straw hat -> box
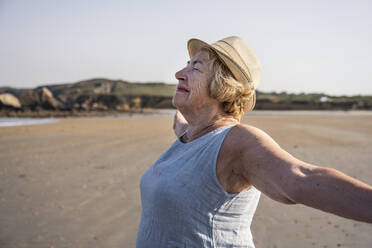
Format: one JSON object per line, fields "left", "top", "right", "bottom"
{"left": 187, "top": 36, "right": 262, "bottom": 112}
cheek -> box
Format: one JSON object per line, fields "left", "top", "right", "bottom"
{"left": 192, "top": 81, "right": 203, "bottom": 97}
{"left": 190, "top": 78, "right": 210, "bottom": 99}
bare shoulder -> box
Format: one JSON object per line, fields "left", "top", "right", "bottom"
{"left": 225, "top": 123, "right": 298, "bottom": 168}
{"left": 216, "top": 124, "right": 264, "bottom": 193}
{"left": 223, "top": 123, "right": 281, "bottom": 154}
{"left": 217, "top": 123, "right": 286, "bottom": 194}
{"left": 221, "top": 123, "right": 303, "bottom": 203}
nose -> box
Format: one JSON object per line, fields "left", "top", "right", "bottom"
{"left": 175, "top": 67, "right": 187, "bottom": 81}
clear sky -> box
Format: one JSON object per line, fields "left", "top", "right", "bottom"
{"left": 0, "top": 0, "right": 371, "bottom": 95}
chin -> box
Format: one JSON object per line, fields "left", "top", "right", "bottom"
{"left": 172, "top": 94, "right": 186, "bottom": 109}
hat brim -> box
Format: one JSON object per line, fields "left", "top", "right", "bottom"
{"left": 187, "top": 38, "right": 256, "bottom": 113}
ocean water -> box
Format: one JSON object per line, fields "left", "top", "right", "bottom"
{"left": 0, "top": 117, "right": 59, "bottom": 127}
{"left": 1, "top": 110, "right": 371, "bottom": 127}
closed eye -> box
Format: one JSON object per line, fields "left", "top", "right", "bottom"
{"left": 187, "top": 60, "right": 203, "bottom": 72}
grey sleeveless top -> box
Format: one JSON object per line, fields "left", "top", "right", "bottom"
{"left": 136, "top": 125, "right": 261, "bottom": 248}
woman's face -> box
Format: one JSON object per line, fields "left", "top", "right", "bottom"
{"left": 172, "top": 51, "right": 217, "bottom": 111}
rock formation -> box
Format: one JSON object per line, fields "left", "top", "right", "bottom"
{"left": 0, "top": 77, "right": 368, "bottom": 117}
{"left": 39, "top": 87, "right": 62, "bottom": 109}
{"left": 0, "top": 93, "right": 22, "bottom": 109}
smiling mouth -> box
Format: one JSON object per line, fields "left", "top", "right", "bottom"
{"left": 176, "top": 86, "right": 189, "bottom": 93}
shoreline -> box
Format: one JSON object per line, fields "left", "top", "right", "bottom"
{"left": 2, "top": 110, "right": 372, "bottom": 127}
{"left": 0, "top": 117, "right": 59, "bottom": 127}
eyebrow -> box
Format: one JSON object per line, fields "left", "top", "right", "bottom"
{"left": 187, "top": 60, "right": 204, "bottom": 65}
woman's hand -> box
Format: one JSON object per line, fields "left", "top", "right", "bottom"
{"left": 173, "top": 110, "right": 188, "bottom": 137}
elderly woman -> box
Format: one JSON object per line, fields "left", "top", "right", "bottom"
{"left": 136, "top": 36, "right": 372, "bottom": 248}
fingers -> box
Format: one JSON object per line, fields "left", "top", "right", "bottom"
{"left": 175, "top": 110, "right": 187, "bottom": 125}
{"left": 173, "top": 110, "right": 188, "bottom": 137}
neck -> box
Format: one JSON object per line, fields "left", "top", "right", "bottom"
{"left": 179, "top": 106, "right": 238, "bottom": 142}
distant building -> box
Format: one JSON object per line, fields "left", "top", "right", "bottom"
{"left": 319, "top": 96, "right": 332, "bottom": 103}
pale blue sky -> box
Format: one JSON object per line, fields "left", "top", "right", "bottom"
{"left": 0, "top": 0, "right": 371, "bottom": 95}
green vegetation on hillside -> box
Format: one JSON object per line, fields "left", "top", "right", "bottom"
{"left": 0, "top": 78, "right": 371, "bottom": 117}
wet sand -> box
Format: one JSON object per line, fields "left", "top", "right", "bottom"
{"left": 0, "top": 112, "right": 372, "bottom": 248}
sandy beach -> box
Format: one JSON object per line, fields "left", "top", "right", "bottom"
{"left": 1, "top": 111, "right": 372, "bottom": 248}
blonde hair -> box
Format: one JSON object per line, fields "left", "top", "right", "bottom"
{"left": 201, "top": 47, "right": 256, "bottom": 120}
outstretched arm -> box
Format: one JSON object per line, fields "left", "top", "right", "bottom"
{"left": 232, "top": 124, "right": 372, "bottom": 223}
{"left": 173, "top": 110, "right": 188, "bottom": 137}
{"left": 288, "top": 165, "right": 372, "bottom": 222}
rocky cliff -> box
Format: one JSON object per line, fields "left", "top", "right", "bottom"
{"left": 1, "top": 78, "right": 371, "bottom": 117}
{"left": 0, "top": 78, "right": 176, "bottom": 116}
